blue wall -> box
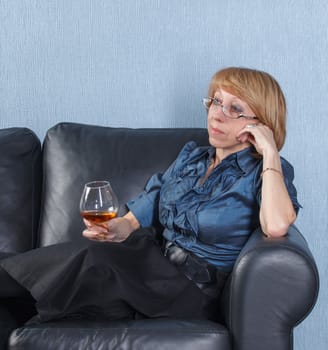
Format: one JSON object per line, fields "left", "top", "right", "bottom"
{"left": 1, "top": 1, "right": 327, "bottom": 348}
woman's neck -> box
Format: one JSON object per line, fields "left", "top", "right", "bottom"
{"left": 215, "top": 142, "right": 251, "bottom": 163}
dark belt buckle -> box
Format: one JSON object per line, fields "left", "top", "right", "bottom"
{"left": 184, "top": 255, "right": 213, "bottom": 283}
{"left": 164, "top": 241, "right": 188, "bottom": 265}
{"left": 163, "top": 241, "right": 174, "bottom": 257}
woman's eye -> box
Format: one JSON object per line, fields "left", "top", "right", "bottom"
{"left": 231, "top": 104, "right": 243, "bottom": 113}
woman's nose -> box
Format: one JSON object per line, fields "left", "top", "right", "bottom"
{"left": 211, "top": 104, "right": 226, "bottom": 121}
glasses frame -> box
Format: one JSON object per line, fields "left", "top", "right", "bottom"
{"left": 202, "top": 97, "right": 258, "bottom": 120}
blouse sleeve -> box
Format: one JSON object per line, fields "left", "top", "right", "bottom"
{"left": 126, "top": 141, "right": 198, "bottom": 227}
{"left": 126, "top": 172, "right": 167, "bottom": 227}
{"left": 281, "top": 158, "right": 302, "bottom": 214}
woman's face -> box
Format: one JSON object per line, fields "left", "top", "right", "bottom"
{"left": 207, "top": 89, "right": 257, "bottom": 159}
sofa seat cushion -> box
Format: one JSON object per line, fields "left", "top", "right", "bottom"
{"left": 9, "top": 318, "right": 231, "bottom": 350}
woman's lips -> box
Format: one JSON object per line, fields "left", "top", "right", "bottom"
{"left": 209, "top": 126, "right": 225, "bottom": 135}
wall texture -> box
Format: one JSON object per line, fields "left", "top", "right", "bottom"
{"left": 0, "top": 1, "right": 327, "bottom": 348}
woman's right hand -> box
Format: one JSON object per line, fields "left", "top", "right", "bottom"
{"left": 82, "top": 211, "right": 140, "bottom": 243}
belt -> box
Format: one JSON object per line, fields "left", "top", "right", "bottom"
{"left": 163, "top": 241, "right": 228, "bottom": 296}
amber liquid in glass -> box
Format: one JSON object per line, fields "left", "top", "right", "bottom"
{"left": 81, "top": 211, "right": 117, "bottom": 224}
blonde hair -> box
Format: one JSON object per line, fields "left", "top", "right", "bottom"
{"left": 208, "top": 67, "right": 286, "bottom": 151}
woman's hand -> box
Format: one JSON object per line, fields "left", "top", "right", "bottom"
{"left": 237, "top": 123, "right": 278, "bottom": 156}
{"left": 237, "top": 123, "right": 296, "bottom": 237}
{"left": 82, "top": 211, "right": 140, "bottom": 243}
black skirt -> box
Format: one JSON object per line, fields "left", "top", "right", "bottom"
{"left": 0, "top": 228, "right": 218, "bottom": 323}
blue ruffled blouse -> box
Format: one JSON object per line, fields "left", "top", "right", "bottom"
{"left": 127, "top": 142, "right": 300, "bottom": 272}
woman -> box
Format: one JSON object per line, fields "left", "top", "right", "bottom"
{"left": 0, "top": 67, "right": 300, "bottom": 323}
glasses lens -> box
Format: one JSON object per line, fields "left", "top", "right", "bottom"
{"left": 202, "top": 98, "right": 212, "bottom": 110}
{"left": 229, "top": 110, "right": 238, "bottom": 119}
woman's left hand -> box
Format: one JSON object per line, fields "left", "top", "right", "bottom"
{"left": 83, "top": 217, "right": 134, "bottom": 243}
{"left": 82, "top": 211, "right": 140, "bottom": 243}
{"left": 237, "top": 123, "right": 278, "bottom": 156}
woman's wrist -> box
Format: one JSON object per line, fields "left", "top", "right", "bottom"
{"left": 262, "top": 148, "right": 282, "bottom": 171}
{"left": 124, "top": 211, "right": 140, "bottom": 231}
{"left": 261, "top": 167, "right": 283, "bottom": 178}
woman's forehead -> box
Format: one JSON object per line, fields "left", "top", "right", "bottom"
{"left": 214, "top": 89, "right": 245, "bottom": 102}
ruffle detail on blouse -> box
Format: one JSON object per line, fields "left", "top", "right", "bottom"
{"left": 159, "top": 145, "right": 246, "bottom": 243}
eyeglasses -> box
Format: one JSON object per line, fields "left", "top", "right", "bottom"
{"left": 202, "top": 97, "right": 258, "bottom": 120}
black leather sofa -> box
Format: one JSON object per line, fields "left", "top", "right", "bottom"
{"left": 0, "top": 122, "right": 319, "bottom": 350}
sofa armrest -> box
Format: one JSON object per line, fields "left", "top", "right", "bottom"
{"left": 0, "top": 305, "right": 18, "bottom": 349}
{"left": 220, "top": 225, "right": 319, "bottom": 350}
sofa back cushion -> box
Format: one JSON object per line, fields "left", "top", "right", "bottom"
{"left": 0, "top": 128, "right": 42, "bottom": 255}
{"left": 38, "top": 122, "right": 209, "bottom": 247}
